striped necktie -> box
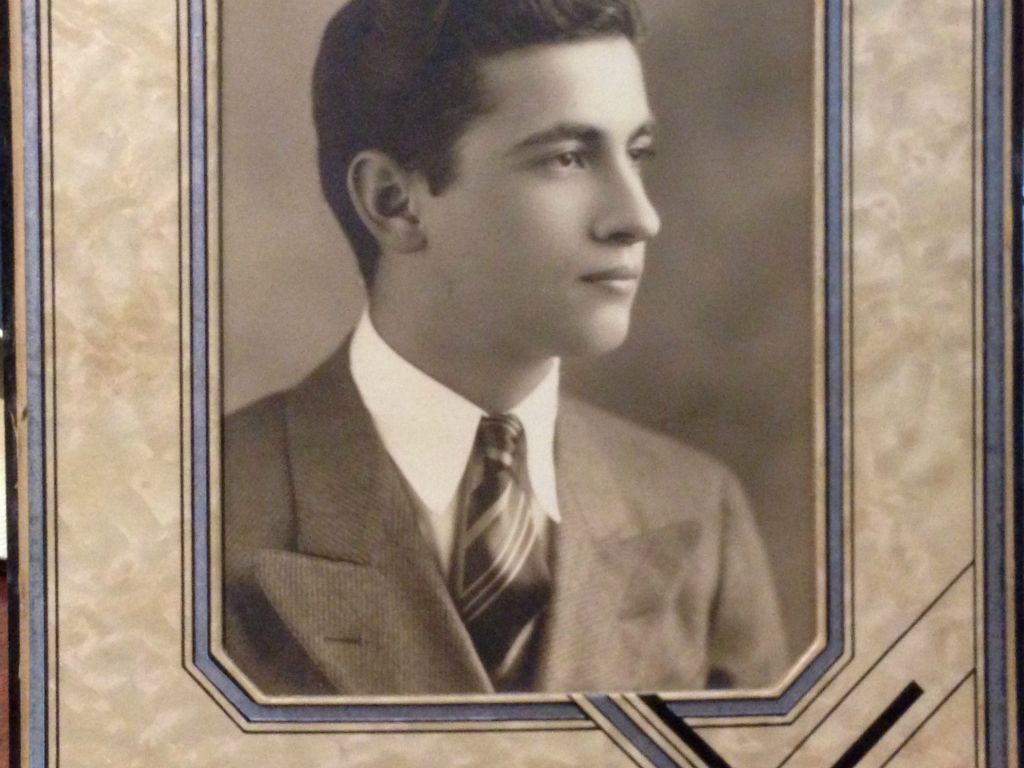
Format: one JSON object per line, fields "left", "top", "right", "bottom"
{"left": 451, "top": 414, "right": 551, "bottom": 685}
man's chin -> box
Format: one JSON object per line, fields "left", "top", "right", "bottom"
{"left": 554, "top": 317, "right": 633, "bottom": 359}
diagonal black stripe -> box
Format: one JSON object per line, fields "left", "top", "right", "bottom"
{"left": 776, "top": 562, "right": 970, "bottom": 764}
{"left": 639, "top": 694, "right": 733, "bottom": 768}
{"left": 829, "top": 682, "right": 923, "bottom": 768}
{"left": 879, "top": 671, "right": 972, "bottom": 767}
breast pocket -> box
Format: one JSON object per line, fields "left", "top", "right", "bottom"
{"left": 610, "top": 520, "right": 704, "bottom": 620}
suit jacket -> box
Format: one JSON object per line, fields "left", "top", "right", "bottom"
{"left": 222, "top": 344, "right": 789, "bottom": 695}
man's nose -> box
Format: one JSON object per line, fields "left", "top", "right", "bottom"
{"left": 591, "top": 161, "right": 662, "bottom": 245}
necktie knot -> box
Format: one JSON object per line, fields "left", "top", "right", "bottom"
{"left": 477, "top": 414, "right": 524, "bottom": 472}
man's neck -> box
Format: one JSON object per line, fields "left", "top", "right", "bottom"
{"left": 368, "top": 304, "right": 556, "bottom": 414}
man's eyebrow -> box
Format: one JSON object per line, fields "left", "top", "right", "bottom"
{"left": 630, "top": 119, "right": 657, "bottom": 143}
{"left": 506, "top": 119, "right": 657, "bottom": 155}
{"left": 507, "top": 123, "right": 602, "bottom": 154}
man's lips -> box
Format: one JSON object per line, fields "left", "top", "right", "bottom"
{"left": 580, "top": 266, "right": 643, "bottom": 284}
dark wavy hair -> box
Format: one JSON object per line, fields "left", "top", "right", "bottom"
{"left": 313, "top": 0, "right": 643, "bottom": 284}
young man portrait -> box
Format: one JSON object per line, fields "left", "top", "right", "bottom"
{"left": 222, "top": 0, "right": 789, "bottom": 696}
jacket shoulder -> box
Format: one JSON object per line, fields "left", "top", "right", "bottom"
{"left": 223, "top": 391, "right": 296, "bottom": 565}
{"left": 560, "top": 396, "right": 743, "bottom": 506}
{"left": 560, "top": 398, "right": 789, "bottom": 685}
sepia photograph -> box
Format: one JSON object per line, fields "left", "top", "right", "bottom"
{"left": 6, "top": 0, "right": 1021, "bottom": 762}
{"left": 217, "top": 0, "right": 818, "bottom": 696}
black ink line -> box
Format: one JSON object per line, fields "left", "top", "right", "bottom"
{"left": 626, "top": 695, "right": 702, "bottom": 766}
{"left": 775, "top": 562, "right": 971, "bottom": 767}
{"left": 586, "top": 695, "right": 675, "bottom": 768}
{"left": 879, "top": 671, "right": 973, "bottom": 767}
{"left": 828, "top": 682, "right": 923, "bottom": 768}
{"left": 639, "top": 694, "right": 732, "bottom": 768}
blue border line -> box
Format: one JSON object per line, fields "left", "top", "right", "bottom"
{"left": 7, "top": 0, "right": 1014, "bottom": 758}
{"left": 172, "top": 0, "right": 1005, "bottom": 746}
{"left": 668, "top": 0, "right": 847, "bottom": 719}
{"left": 187, "top": 0, "right": 847, "bottom": 726}
{"left": 21, "top": 0, "right": 47, "bottom": 763}
{"left": 982, "top": 0, "right": 1009, "bottom": 764}
{"left": 589, "top": 697, "right": 681, "bottom": 768}
{"left": 1014, "top": 3, "right": 1023, "bottom": 758}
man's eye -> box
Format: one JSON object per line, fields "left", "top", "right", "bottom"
{"left": 549, "top": 151, "right": 586, "bottom": 169}
{"left": 629, "top": 145, "right": 657, "bottom": 164}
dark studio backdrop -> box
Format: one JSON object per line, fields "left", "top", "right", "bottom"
{"left": 219, "top": 0, "right": 817, "bottom": 664}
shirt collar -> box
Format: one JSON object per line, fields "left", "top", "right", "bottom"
{"left": 349, "top": 310, "right": 562, "bottom": 521}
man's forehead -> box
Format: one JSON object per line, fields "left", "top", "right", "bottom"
{"left": 471, "top": 35, "right": 652, "bottom": 139}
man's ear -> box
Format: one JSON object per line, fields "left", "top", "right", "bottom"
{"left": 347, "top": 150, "right": 427, "bottom": 253}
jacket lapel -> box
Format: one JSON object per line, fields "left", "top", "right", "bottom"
{"left": 249, "top": 350, "right": 706, "bottom": 694}
{"left": 257, "top": 345, "right": 491, "bottom": 694}
{"left": 534, "top": 399, "right": 635, "bottom": 691}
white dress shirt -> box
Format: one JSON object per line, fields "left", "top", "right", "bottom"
{"left": 349, "top": 310, "right": 561, "bottom": 577}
